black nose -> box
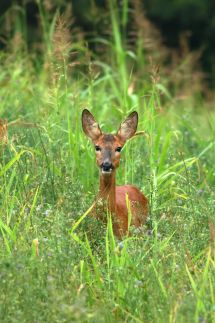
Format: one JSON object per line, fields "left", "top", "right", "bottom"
{"left": 102, "top": 162, "right": 112, "bottom": 171}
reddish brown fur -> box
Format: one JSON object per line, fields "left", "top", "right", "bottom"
{"left": 82, "top": 109, "right": 148, "bottom": 238}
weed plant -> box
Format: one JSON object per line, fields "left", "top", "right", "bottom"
{"left": 0, "top": 1, "right": 215, "bottom": 322}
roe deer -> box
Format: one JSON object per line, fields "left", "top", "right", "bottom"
{"left": 82, "top": 109, "right": 148, "bottom": 238}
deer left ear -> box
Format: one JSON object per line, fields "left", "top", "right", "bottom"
{"left": 82, "top": 109, "right": 102, "bottom": 141}
{"left": 117, "top": 111, "right": 138, "bottom": 142}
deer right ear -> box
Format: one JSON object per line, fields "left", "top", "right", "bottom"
{"left": 82, "top": 109, "right": 102, "bottom": 141}
{"left": 117, "top": 111, "right": 138, "bottom": 142}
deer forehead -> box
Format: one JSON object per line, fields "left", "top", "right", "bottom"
{"left": 95, "top": 134, "right": 123, "bottom": 147}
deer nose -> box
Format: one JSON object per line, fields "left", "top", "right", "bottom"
{"left": 102, "top": 162, "right": 112, "bottom": 172}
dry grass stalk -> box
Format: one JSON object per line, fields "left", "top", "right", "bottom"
{"left": 52, "top": 14, "right": 71, "bottom": 63}
{"left": 42, "top": 8, "right": 73, "bottom": 86}
{"left": 0, "top": 119, "right": 8, "bottom": 147}
{"left": 44, "top": 0, "right": 54, "bottom": 11}
{"left": 50, "top": 8, "right": 80, "bottom": 87}
{"left": 48, "top": 7, "right": 86, "bottom": 87}
{"left": 8, "top": 120, "right": 41, "bottom": 129}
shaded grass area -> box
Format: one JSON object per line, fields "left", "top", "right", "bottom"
{"left": 0, "top": 1, "right": 215, "bottom": 322}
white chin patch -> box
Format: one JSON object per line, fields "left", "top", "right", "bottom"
{"left": 101, "top": 169, "right": 112, "bottom": 175}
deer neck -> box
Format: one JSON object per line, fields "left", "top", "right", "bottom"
{"left": 99, "top": 171, "right": 116, "bottom": 213}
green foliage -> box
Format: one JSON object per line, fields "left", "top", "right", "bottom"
{"left": 0, "top": 0, "right": 215, "bottom": 322}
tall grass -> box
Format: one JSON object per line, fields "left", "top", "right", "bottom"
{"left": 0, "top": 0, "right": 215, "bottom": 322}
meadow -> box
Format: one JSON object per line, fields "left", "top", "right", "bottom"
{"left": 0, "top": 1, "right": 215, "bottom": 322}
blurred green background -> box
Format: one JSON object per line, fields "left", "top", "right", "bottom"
{"left": 0, "top": 0, "right": 214, "bottom": 85}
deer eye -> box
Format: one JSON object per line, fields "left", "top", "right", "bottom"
{"left": 115, "top": 147, "right": 122, "bottom": 152}
{"left": 95, "top": 145, "right": 101, "bottom": 152}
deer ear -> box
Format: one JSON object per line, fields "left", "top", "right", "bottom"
{"left": 117, "top": 111, "right": 138, "bottom": 142}
{"left": 82, "top": 109, "right": 102, "bottom": 141}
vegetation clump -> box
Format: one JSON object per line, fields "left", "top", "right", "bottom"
{"left": 0, "top": 1, "right": 214, "bottom": 322}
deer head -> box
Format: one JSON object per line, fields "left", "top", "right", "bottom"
{"left": 82, "top": 109, "right": 138, "bottom": 175}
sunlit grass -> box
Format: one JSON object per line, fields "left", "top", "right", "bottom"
{"left": 0, "top": 0, "right": 215, "bottom": 322}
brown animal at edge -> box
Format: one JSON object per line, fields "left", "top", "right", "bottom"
{"left": 82, "top": 109, "right": 148, "bottom": 238}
